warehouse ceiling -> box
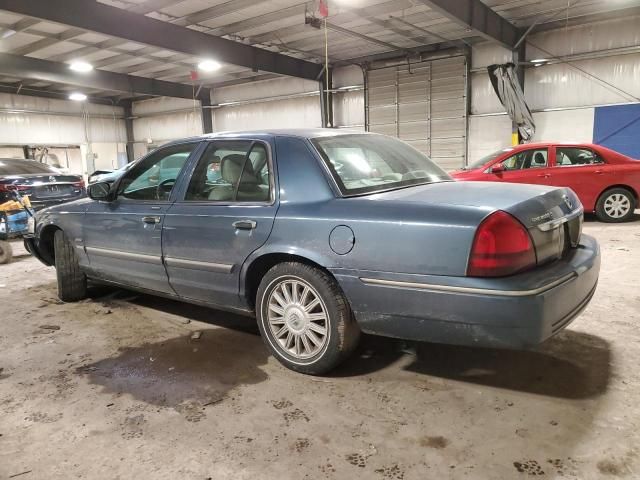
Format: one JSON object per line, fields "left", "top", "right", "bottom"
{"left": 0, "top": 0, "right": 639, "bottom": 104}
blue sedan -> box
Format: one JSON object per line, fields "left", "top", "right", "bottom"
{"left": 26, "top": 130, "right": 600, "bottom": 374}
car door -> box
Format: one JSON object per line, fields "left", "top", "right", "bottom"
{"left": 548, "top": 146, "right": 609, "bottom": 209}
{"left": 488, "top": 147, "right": 553, "bottom": 185}
{"left": 162, "top": 139, "right": 278, "bottom": 308}
{"left": 83, "top": 141, "right": 200, "bottom": 293}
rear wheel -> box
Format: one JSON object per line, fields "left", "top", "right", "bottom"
{"left": 595, "top": 188, "right": 636, "bottom": 223}
{"left": 54, "top": 230, "right": 87, "bottom": 302}
{"left": 0, "top": 240, "right": 13, "bottom": 264}
{"left": 256, "top": 262, "right": 360, "bottom": 375}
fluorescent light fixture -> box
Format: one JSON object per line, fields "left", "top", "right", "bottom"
{"left": 530, "top": 58, "right": 549, "bottom": 64}
{"left": 69, "top": 92, "right": 87, "bottom": 101}
{"left": 198, "top": 59, "right": 221, "bottom": 72}
{"left": 1, "top": 28, "right": 16, "bottom": 39}
{"left": 69, "top": 61, "right": 93, "bottom": 72}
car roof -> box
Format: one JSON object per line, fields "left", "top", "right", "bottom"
{"left": 166, "top": 128, "right": 372, "bottom": 145}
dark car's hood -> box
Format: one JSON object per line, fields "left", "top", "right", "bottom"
{"left": 368, "top": 181, "right": 581, "bottom": 230}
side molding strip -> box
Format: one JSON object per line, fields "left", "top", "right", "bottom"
{"left": 164, "top": 257, "right": 234, "bottom": 274}
{"left": 359, "top": 273, "right": 576, "bottom": 297}
{"left": 85, "top": 246, "right": 163, "bottom": 265}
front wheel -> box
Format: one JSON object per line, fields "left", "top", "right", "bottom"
{"left": 256, "top": 262, "right": 360, "bottom": 375}
{"left": 54, "top": 230, "right": 87, "bottom": 302}
{"left": 595, "top": 188, "right": 636, "bottom": 223}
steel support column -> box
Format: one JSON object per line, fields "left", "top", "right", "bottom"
{"left": 122, "top": 100, "right": 135, "bottom": 163}
{"left": 512, "top": 41, "right": 526, "bottom": 145}
{"left": 199, "top": 89, "right": 213, "bottom": 134}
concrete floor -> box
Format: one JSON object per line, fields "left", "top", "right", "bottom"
{"left": 1, "top": 217, "right": 639, "bottom": 479}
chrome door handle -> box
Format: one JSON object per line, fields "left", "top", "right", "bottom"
{"left": 232, "top": 219, "right": 257, "bottom": 230}
{"left": 594, "top": 170, "right": 604, "bottom": 174}
{"left": 142, "top": 216, "right": 161, "bottom": 224}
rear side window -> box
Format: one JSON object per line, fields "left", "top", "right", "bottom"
{"left": 556, "top": 147, "right": 604, "bottom": 166}
{"left": 184, "top": 141, "right": 271, "bottom": 203}
{"left": 0, "top": 159, "right": 59, "bottom": 175}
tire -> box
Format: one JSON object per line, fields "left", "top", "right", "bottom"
{"left": 256, "top": 262, "right": 360, "bottom": 375}
{"left": 54, "top": 230, "right": 87, "bottom": 302}
{"left": 595, "top": 188, "right": 636, "bottom": 223}
{"left": 0, "top": 240, "right": 12, "bottom": 264}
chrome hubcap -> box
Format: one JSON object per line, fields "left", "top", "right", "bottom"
{"left": 604, "top": 193, "right": 631, "bottom": 219}
{"left": 267, "top": 278, "right": 328, "bottom": 359}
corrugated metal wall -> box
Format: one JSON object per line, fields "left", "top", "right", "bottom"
{"left": 366, "top": 56, "right": 468, "bottom": 171}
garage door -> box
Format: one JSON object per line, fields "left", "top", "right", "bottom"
{"left": 366, "top": 56, "right": 468, "bottom": 171}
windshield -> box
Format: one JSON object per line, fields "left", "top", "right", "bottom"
{"left": 467, "top": 148, "right": 514, "bottom": 170}
{"left": 311, "top": 134, "right": 451, "bottom": 195}
{"left": 0, "top": 159, "right": 59, "bottom": 175}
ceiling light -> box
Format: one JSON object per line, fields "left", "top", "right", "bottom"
{"left": 530, "top": 58, "right": 549, "bottom": 64}
{"left": 1, "top": 28, "right": 16, "bottom": 39}
{"left": 198, "top": 59, "right": 221, "bottom": 72}
{"left": 69, "top": 61, "right": 94, "bottom": 73}
{"left": 69, "top": 92, "right": 87, "bottom": 101}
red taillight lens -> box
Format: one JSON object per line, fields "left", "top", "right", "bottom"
{"left": 0, "top": 183, "right": 29, "bottom": 192}
{"left": 73, "top": 180, "right": 85, "bottom": 189}
{"left": 467, "top": 211, "right": 536, "bottom": 277}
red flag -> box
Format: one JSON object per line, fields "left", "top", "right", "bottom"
{"left": 318, "top": 0, "right": 328, "bottom": 18}
{"left": 190, "top": 70, "right": 199, "bottom": 81}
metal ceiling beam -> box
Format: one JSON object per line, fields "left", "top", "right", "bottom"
{"left": 0, "top": 0, "right": 322, "bottom": 80}
{"left": 0, "top": 82, "right": 118, "bottom": 106}
{"left": 416, "top": 0, "right": 518, "bottom": 49}
{"left": 0, "top": 52, "right": 197, "bottom": 99}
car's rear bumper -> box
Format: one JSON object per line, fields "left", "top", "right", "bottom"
{"left": 332, "top": 234, "right": 600, "bottom": 349}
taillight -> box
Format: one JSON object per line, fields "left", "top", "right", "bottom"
{"left": 467, "top": 211, "right": 536, "bottom": 277}
{"left": 0, "top": 183, "right": 29, "bottom": 192}
{"left": 73, "top": 180, "right": 85, "bottom": 189}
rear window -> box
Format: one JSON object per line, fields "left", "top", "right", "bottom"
{"left": 311, "top": 134, "right": 450, "bottom": 195}
{"left": 0, "top": 159, "right": 59, "bottom": 175}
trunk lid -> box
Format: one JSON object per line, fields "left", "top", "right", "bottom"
{"left": 371, "top": 181, "right": 583, "bottom": 266}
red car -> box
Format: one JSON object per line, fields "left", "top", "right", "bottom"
{"left": 452, "top": 143, "right": 640, "bottom": 222}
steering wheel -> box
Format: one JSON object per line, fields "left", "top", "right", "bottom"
{"left": 402, "top": 170, "right": 430, "bottom": 181}
{"left": 156, "top": 178, "right": 176, "bottom": 200}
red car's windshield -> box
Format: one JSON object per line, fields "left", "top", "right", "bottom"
{"left": 467, "top": 148, "right": 515, "bottom": 170}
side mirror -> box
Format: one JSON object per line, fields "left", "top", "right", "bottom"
{"left": 88, "top": 182, "right": 113, "bottom": 201}
{"left": 491, "top": 163, "right": 506, "bottom": 173}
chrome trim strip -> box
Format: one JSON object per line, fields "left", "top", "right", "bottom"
{"left": 359, "top": 272, "right": 577, "bottom": 297}
{"left": 164, "top": 257, "right": 233, "bottom": 274}
{"left": 536, "top": 207, "right": 583, "bottom": 232}
{"left": 85, "top": 246, "right": 162, "bottom": 265}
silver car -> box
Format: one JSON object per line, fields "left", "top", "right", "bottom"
{"left": 26, "top": 130, "right": 600, "bottom": 374}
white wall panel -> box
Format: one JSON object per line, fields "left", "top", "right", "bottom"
{"left": 468, "top": 114, "right": 513, "bottom": 165}
{"left": 525, "top": 54, "right": 640, "bottom": 110}
{"left": 213, "top": 96, "right": 321, "bottom": 131}
{"left": 132, "top": 97, "right": 198, "bottom": 115}
{"left": 213, "top": 77, "right": 318, "bottom": 104}
{"left": 471, "top": 71, "right": 506, "bottom": 115}
{"left": 527, "top": 15, "right": 640, "bottom": 59}
{"left": 333, "top": 65, "right": 364, "bottom": 88}
{"left": 132, "top": 110, "right": 202, "bottom": 144}
{"left": 471, "top": 42, "right": 512, "bottom": 69}
{"left": 334, "top": 90, "right": 364, "bottom": 129}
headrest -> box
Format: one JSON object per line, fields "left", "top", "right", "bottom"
{"left": 220, "top": 154, "right": 258, "bottom": 185}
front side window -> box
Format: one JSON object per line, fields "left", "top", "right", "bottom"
{"left": 499, "top": 148, "right": 548, "bottom": 171}
{"left": 311, "top": 134, "right": 450, "bottom": 195}
{"left": 556, "top": 147, "right": 604, "bottom": 167}
{"left": 118, "top": 143, "right": 196, "bottom": 201}
{"left": 184, "top": 141, "right": 271, "bottom": 202}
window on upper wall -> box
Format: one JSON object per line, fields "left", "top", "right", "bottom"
{"left": 555, "top": 147, "right": 604, "bottom": 167}
{"left": 499, "top": 148, "right": 549, "bottom": 170}
{"left": 184, "top": 141, "right": 271, "bottom": 203}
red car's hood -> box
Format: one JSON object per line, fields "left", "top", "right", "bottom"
{"left": 449, "top": 168, "right": 484, "bottom": 180}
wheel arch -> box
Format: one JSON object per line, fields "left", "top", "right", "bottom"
{"left": 241, "top": 250, "right": 335, "bottom": 310}
{"left": 596, "top": 184, "right": 638, "bottom": 206}
{"left": 37, "top": 224, "right": 62, "bottom": 265}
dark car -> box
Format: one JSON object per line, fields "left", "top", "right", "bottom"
{"left": 0, "top": 158, "right": 85, "bottom": 210}
{"left": 27, "top": 130, "right": 600, "bottom": 375}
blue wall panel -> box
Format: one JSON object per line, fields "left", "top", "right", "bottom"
{"left": 593, "top": 103, "right": 640, "bottom": 159}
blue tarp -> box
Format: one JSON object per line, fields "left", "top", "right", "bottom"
{"left": 593, "top": 103, "right": 640, "bottom": 159}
